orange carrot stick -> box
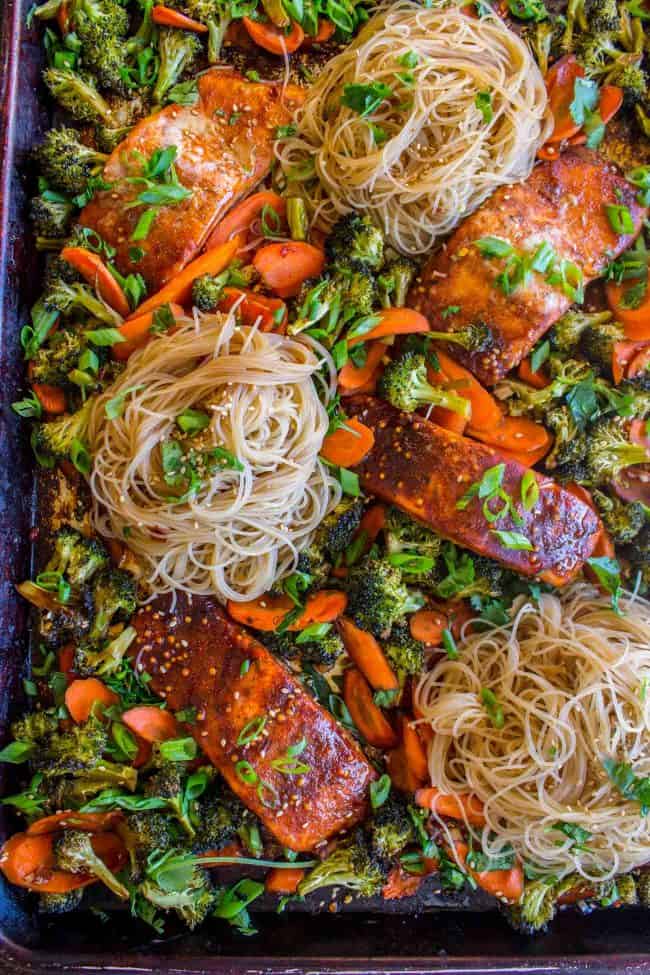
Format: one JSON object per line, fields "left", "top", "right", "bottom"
{"left": 517, "top": 356, "right": 549, "bottom": 389}
{"left": 265, "top": 867, "right": 305, "bottom": 894}
{"left": 218, "top": 287, "right": 287, "bottom": 333}
{"left": 253, "top": 241, "right": 324, "bottom": 298}
{"left": 607, "top": 279, "right": 650, "bottom": 340}
{"left": 129, "top": 239, "right": 239, "bottom": 318}
{"left": 206, "top": 191, "right": 286, "bottom": 251}
{"left": 121, "top": 706, "right": 181, "bottom": 743}
{"left": 152, "top": 5, "right": 209, "bottom": 31}
{"left": 0, "top": 831, "right": 126, "bottom": 893}
{"left": 56, "top": 0, "right": 70, "bottom": 34}
{"left": 338, "top": 341, "right": 387, "bottom": 394}
{"left": 60, "top": 247, "right": 130, "bottom": 318}
{"left": 544, "top": 55, "right": 585, "bottom": 144}
{"left": 27, "top": 811, "right": 122, "bottom": 836}
{"left": 114, "top": 302, "right": 185, "bottom": 360}
{"left": 242, "top": 16, "right": 304, "bottom": 54}
{"left": 342, "top": 667, "right": 398, "bottom": 749}
{"left": 398, "top": 713, "right": 428, "bottom": 783}
{"left": 429, "top": 350, "right": 502, "bottom": 432}
{"left": 354, "top": 503, "right": 386, "bottom": 553}
{"left": 496, "top": 443, "right": 552, "bottom": 467}
{"left": 429, "top": 404, "right": 468, "bottom": 435}
{"left": 468, "top": 415, "right": 552, "bottom": 458}
{"left": 348, "top": 307, "right": 429, "bottom": 347}
{"left": 320, "top": 416, "right": 375, "bottom": 467}
{"left": 415, "top": 787, "right": 486, "bottom": 826}
{"left": 409, "top": 608, "right": 447, "bottom": 646}
{"left": 58, "top": 643, "right": 76, "bottom": 686}
{"left": 455, "top": 842, "right": 524, "bottom": 903}
{"left": 64, "top": 678, "right": 119, "bottom": 724}
{"left": 338, "top": 617, "right": 399, "bottom": 692}
{"left": 226, "top": 589, "right": 347, "bottom": 632}
{"left": 32, "top": 383, "right": 66, "bottom": 415}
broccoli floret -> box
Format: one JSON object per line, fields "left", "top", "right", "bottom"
{"left": 586, "top": 416, "right": 648, "bottom": 486}
{"left": 297, "top": 498, "right": 364, "bottom": 586}
{"left": 193, "top": 788, "right": 256, "bottom": 853}
{"left": 426, "top": 321, "right": 497, "bottom": 356}
{"left": 181, "top": 0, "right": 233, "bottom": 61}
{"left": 54, "top": 829, "right": 129, "bottom": 899}
{"left": 385, "top": 507, "right": 441, "bottom": 562}
{"left": 144, "top": 754, "right": 196, "bottom": 837}
{"left": 581, "top": 319, "right": 626, "bottom": 376}
{"left": 289, "top": 263, "right": 376, "bottom": 340}
{"left": 34, "top": 716, "right": 138, "bottom": 790}
{"left": 337, "top": 260, "right": 377, "bottom": 318}
{"left": 191, "top": 272, "right": 226, "bottom": 312}
{"left": 34, "top": 128, "right": 108, "bottom": 196}
{"left": 298, "top": 831, "right": 384, "bottom": 898}
{"left": 635, "top": 870, "right": 650, "bottom": 907}
{"left": 588, "top": 0, "right": 621, "bottom": 33}
{"left": 435, "top": 545, "right": 504, "bottom": 601}
{"left": 153, "top": 28, "right": 201, "bottom": 105}
{"left": 74, "top": 625, "right": 137, "bottom": 676}
{"left": 544, "top": 405, "right": 587, "bottom": 470}
{"left": 44, "top": 525, "right": 109, "bottom": 588}
{"left": 383, "top": 620, "right": 424, "bottom": 677}
{"left": 263, "top": 628, "right": 345, "bottom": 667}
{"left": 592, "top": 489, "right": 645, "bottom": 543}
{"left": 523, "top": 19, "right": 561, "bottom": 76}
{"left": 378, "top": 351, "right": 471, "bottom": 418}
{"left": 30, "top": 331, "right": 85, "bottom": 387}
{"left": 140, "top": 866, "right": 215, "bottom": 929}
{"left": 326, "top": 214, "right": 384, "bottom": 271}
{"left": 43, "top": 67, "right": 114, "bottom": 123}
{"left": 38, "top": 889, "right": 85, "bottom": 914}
{"left": 73, "top": 0, "right": 130, "bottom": 39}
{"left": 94, "top": 120, "right": 134, "bottom": 152}
{"left": 45, "top": 279, "right": 121, "bottom": 326}
{"left": 550, "top": 310, "right": 613, "bottom": 356}
{"left": 122, "top": 811, "right": 178, "bottom": 880}
{"left": 503, "top": 877, "right": 557, "bottom": 935}
{"left": 10, "top": 711, "right": 59, "bottom": 744}
{"left": 346, "top": 557, "right": 424, "bottom": 638}
{"left": 73, "top": 0, "right": 131, "bottom": 96}
{"left": 367, "top": 794, "right": 415, "bottom": 862}
{"left": 576, "top": 33, "right": 647, "bottom": 103}
{"left": 43, "top": 255, "right": 83, "bottom": 291}
{"left": 30, "top": 397, "right": 94, "bottom": 467}
{"left": 376, "top": 256, "right": 417, "bottom": 308}
{"left": 87, "top": 569, "right": 137, "bottom": 641}
{"left": 503, "top": 357, "right": 593, "bottom": 416}
{"left": 30, "top": 195, "right": 74, "bottom": 244}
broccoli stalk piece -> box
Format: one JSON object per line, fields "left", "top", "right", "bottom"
{"left": 30, "top": 397, "right": 94, "bottom": 467}
{"left": 592, "top": 489, "right": 645, "bottom": 543}
{"left": 346, "top": 557, "right": 424, "bottom": 638}
{"left": 298, "top": 832, "right": 384, "bottom": 898}
{"left": 153, "top": 28, "right": 201, "bottom": 104}
{"left": 45, "top": 280, "right": 121, "bottom": 326}
{"left": 287, "top": 197, "right": 309, "bottom": 241}
{"left": 426, "top": 321, "right": 496, "bottom": 355}
{"left": 74, "top": 625, "right": 137, "bottom": 676}
{"left": 44, "top": 525, "right": 109, "bottom": 588}
{"left": 35, "top": 128, "right": 109, "bottom": 197}
{"left": 383, "top": 620, "right": 424, "bottom": 677}
{"left": 549, "top": 310, "right": 614, "bottom": 356}
{"left": 586, "top": 417, "right": 648, "bottom": 486}
{"left": 43, "top": 67, "right": 114, "bottom": 123}
{"left": 326, "top": 214, "right": 384, "bottom": 270}
{"left": 580, "top": 319, "right": 626, "bottom": 376}
{"left": 191, "top": 272, "right": 228, "bottom": 312}
{"left": 378, "top": 351, "right": 471, "bottom": 418}
{"left": 54, "top": 829, "right": 129, "bottom": 899}
{"left": 88, "top": 569, "right": 138, "bottom": 641}
{"left": 30, "top": 195, "right": 74, "bottom": 245}
{"left": 376, "top": 256, "right": 417, "bottom": 308}
{"left": 560, "top": 0, "right": 588, "bottom": 52}
{"left": 367, "top": 794, "right": 415, "bottom": 862}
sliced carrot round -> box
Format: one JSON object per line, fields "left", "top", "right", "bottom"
{"left": 64, "top": 678, "right": 119, "bottom": 724}
{"left": 320, "top": 416, "right": 375, "bottom": 468}
{"left": 27, "top": 811, "right": 122, "bottom": 836}
{"left": 242, "top": 16, "right": 304, "bottom": 54}
{"left": 206, "top": 191, "right": 287, "bottom": 252}
{"left": 32, "top": 383, "right": 66, "bottom": 415}
{"left": 253, "top": 241, "right": 324, "bottom": 298}
{"left": 121, "top": 705, "right": 181, "bottom": 743}
{"left": 606, "top": 279, "right": 650, "bottom": 340}
{"left": 409, "top": 608, "right": 447, "bottom": 645}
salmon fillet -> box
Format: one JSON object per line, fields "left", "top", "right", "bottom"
{"left": 81, "top": 70, "right": 302, "bottom": 290}
{"left": 134, "top": 593, "right": 375, "bottom": 852}
{"left": 346, "top": 395, "right": 601, "bottom": 585}
{"left": 408, "top": 148, "right": 648, "bottom": 385}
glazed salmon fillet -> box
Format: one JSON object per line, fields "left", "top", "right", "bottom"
{"left": 408, "top": 148, "right": 648, "bottom": 385}
{"left": 346, "top": 396, "right": 601, "bottom": 585}
{"left": 81, "top": 70, "right": 302, "bottom": 290}
{"left": 134, "top": 593, "right": 376, "bottom": 852}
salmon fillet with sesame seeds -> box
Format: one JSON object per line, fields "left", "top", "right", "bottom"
{"left": 80, "top": 69, "right": 303, "bottom": 291}
{"left": 134, "top": 593, "right": 376, "bottom": 852}
{"left": 346, "top": 395, "right": 601, "bottom": 586}
{"left": 408, "top": 148, "right": 648, "bottom": 386}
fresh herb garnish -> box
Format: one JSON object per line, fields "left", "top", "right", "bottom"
{"left": 370, "top": 773, "right": 391, "bottom": 809}
{"left": 341, "top": 82, "right": 392, "bottom": 117}
{"left": 481, "top": 687, "right": 504, "bottom": 728}
{"left": 475, "top": 90, "right": 493, "bottom": 124}
{"left": 603, "top": 758, "right": 650, "bottom": 814}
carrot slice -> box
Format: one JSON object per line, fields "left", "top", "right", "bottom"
{"left": 415, "top": 787, "right": 486, "bottom": 826}
{"left": 399, "top": 713, "right": 428, "bottom": 783}
{"left": 253, "top": 241, "right": 324, "bottom": 299}
{"left": 27, "top": 811, "right": 122, "bottom": 836}
{"left": 568, "top": 85, "right": 623, "bottom": 145}
{"left": 606, "top": 279, "right": 650, "bottom": 340}
{"left": 338, "top": 341, "right": 387, "bottom": 394}
{"left": 348, "top": 307, "right": 429, "bottom": 347}
{"left": 382, "top": 865, "right": 426, "bottom": 900}
{"left": 60, "top": 247, "right": 130, "bottom": 318}
{"left": 517, "top": 357, "right": 549, "bottom": 389}
{"left": 496, "top": 443, "right": 551, "bottom": 467}
{"left": 302, "top": 17, "right": 336, "bottom": 44}
{"left": 320, "top": 416, "right": 375, "bottom": 468}
{"left": 32, "top": 383, "right": 66, "bottom": 415}
{"left": 129, "top": 238, "right": 239, "bottom": 318}
{"left": 354, "top": 503, "right": 386, "bottom": 553}
{"left": 545, "top": 55, "right": 585, "bottom": 144}
{"left": 133, "top": 735, "right": 152, "bottom": 768}
{"left": 429, "top": 350, "right": 502, "bottom": 432}
{"left": 218, "top": 287, "right": 287, "bottom": 333}
{"left": 58, "top": 642, "right": 76, "bottom": 686}
{"left": 114, "top": 302, "right": 185, "bottom": 361}
{"left": 206, "top": 191, "right": 287, "bottom": 252}
{"left": 338, "top": 617, "right": 399, "bottom": 692}
{"left": 611, "top": 340, "right": 648, "bottom": 384}
{"left": 265, "top": 867, "right": 305, "bottom": 894}
{"left": 625, "top": 344, "right": 650, "bottom": 381}
{"left": 409, "top": 608, "right": 447, "bottom": 646}
{"left": 121, "top": 705, "right": 181, "bottom": 743}
{"left": 226, "top": 589, "right": 347, "bottom": 632}
{"left": 0, "top": 831, "right": 126, "bottom": 893}
{"left": 342, "top": 667, "right": 398, "bottom": 749}
{"left": 152, "top": 4, "right": 209, "bottom": 31}
{"left": 429, "top": 405, "right": 468, "bottom": 435}
{"left": 64, "top": 678, "right": 119, "bottom": 724}
{"left": 454, "top": 842, "right": 524, "bottom": 903}
{"left": 242, "top": 17, "right": 304, "bottom": 54}
{"left": 468, "top": 415, "right": 552, "bottom": 459}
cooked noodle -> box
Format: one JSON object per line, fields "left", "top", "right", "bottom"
{"left": 277, "top": 1, "right": 551, "bottom": 254}
{"left": 414, "top": 585, "right": 650, "bottom": 881}
{"left": 87, "top": 312, "right": 340, "bottom": 602}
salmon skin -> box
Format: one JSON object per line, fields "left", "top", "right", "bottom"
{"left": 346, "top": 395, "right": 601, "bottom": 586}
{"left": 81, "top": 70, "right": 302, "bottom": 291}
{"left": 134, "top": 593, "right": 376, "bottom": 852}
{"left": 408, "top": 148, "right": 648, "bottom": 385}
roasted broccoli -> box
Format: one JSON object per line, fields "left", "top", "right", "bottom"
{"left": 45, "top": 280, "right": 121, "bottom": 325}
{"left": 43, "top": 67, "right": 114, "bottom": 123}
{"left": 43, "top": 525, "right": 109, "bottom": 589}
{"left": 191, "top": 272, "right": 227, "bottom": 312}
{"left": 140, "top": 864, "right": 215, "bottom": 929}
{"left": 72, "top": 0, "right": 130, "bottom": 39}
{"left": 426, "top": 321, "right": 497, "bottom": 356}
{"left": 34, "top": 127, "right": 108, "bottom": 196}
{"left": 384, "top": 507, "right": 442, "bottom": 562}
{"left": 87, "top": 569, "right": 138, "bottom": 641}
{"left": 193, "top": 788, "right": 257, "bottom": 853}
{"left": 263, "top": 628, "right": 345, "bottom": 667}
{"left": 346, "top": 557, "right": 424, "bottom": 638}
{"left": 33, "top": 716, "right": 138, "bottom": 790}
{"left": 30, "top": 397, "right": 94, "bottom": 467}
{"left": 29, "top": 331, "right": 85, "bottom": 386}
{"left": 289, "top": 263, "right": 376, "bottom": 339}
{"left": 383, "top": 620, "right": 424, "bottom": 677}
{"left": 575, "top": 32, "right": 647, "bottom": 102}
{"left": 10, "top": 710, "right": 59, "bottom": 744}
{"left": 122, "top": 811, "right": 179, "bottom": 880}
{"left": 144, "top": 752, "right": 196, "bottom": 837}
{"left": 153, "top": 28, "right": 201, "bottom": 105}
{"left": 581, "top": 318, "right": 626, "bottom": 377}
{"left": 30, "top": 194, "right": 74, "bottom": 244}
{"left": 503, "top": 876, "right": 557, "bottom": 935}
{"left": 43, "top": 255, "right": 83, "bottom": 291}
{"left": 635, "top": 870, "right": 650, "bottom": 907}
{"left": 523, "top": 19, "right": 561, "bottom": 76}
{"left": 297, "top": 497, "right": 364, "bottom": 586}
{"left": 94, "top": 120, "right": 134, "bottom": 152}
{"left": 54, "top": 829, "right": 129, "bottom": 899}
{"left": 502, "top": 357, "right": 593, "bottom": 416}
{"left": 298, "top": 831, "right": 384, "bottom": 898}
{"left": 378, "top": 351, "right": 471, "bottom": 418}
{"left": 544, "top": 405, "right": 588, "bottom": 470}
{"left": 325, "top": 214, "right": 384, "bottom": 270}
{"left": 337, "top": 260, "right": 378, "bottom": 318}
{"left": 435, "top": 544, "right": 504, "bottom": 601}
{"left": 74, "top": 625, "right": 137, "bottom": 676}
{"left": 589, "top": 0, "right": 621, "bottom": 32}
{"left": 181, "top": 0, "right": 234, "bottom": 61}
{"left": 592, "top": 489, "right": 645, "bottom": 543}
{"left": 586, "top": 416, "right": 648, "bottom": 486}
{"left": 367, "top": 794, "right": 415, "bottom": 862}
{"left": 376, "top": 256, "right": 417, "bottom": 308}
{"left": 550, "top": 310, "right": 613, "bottom": 356}
{"left": 38, "top": 889, "right": 85, "bottom": 914}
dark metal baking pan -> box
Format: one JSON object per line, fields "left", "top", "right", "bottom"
{"left": 1, "top": 0, "right": 650, "bottom": 969}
